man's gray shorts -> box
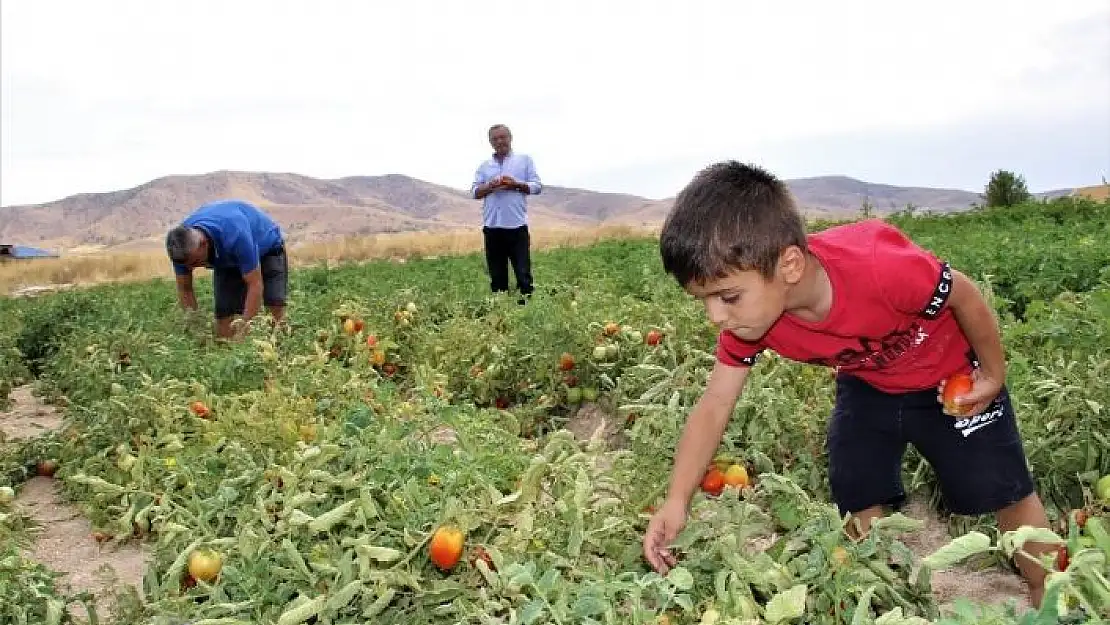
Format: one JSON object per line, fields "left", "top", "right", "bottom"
{"left": 212, "top": 247, "right": 288, "bottom": 319}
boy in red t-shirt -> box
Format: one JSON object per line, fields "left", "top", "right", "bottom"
{"left": 642, "top": 161, "right": 1052, "bottom": 606}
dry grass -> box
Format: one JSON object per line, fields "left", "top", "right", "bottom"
{"left": 1071, "top": 184, "right": 1110, "bottom": 202}
{"left": 0, "top": 224, "right": 658, "bottom": 296}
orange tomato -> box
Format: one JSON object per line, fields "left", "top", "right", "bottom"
{"left": 559, "top": 352, "right": 576, "bottom": 371}
{"left": 723, "top": 464, "right": 750, "bottom": 488}
{"left": 189, "top": 401, "right": 210, "bottom": 418}
{"left": 942, "top": 373, "right": 974, "bottom": 415}
{"left": 429, "top": 525, "right": 465, "bottom": 571}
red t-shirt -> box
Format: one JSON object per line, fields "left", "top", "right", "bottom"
{"left": 716, "top": 219, "right": 975, "bottom": 393}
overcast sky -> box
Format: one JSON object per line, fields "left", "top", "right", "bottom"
{"left": 2, "top": 0, "right": 1108, "bottom": 206}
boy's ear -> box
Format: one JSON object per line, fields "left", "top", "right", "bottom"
{"left": 777, "top": 245, "right": 806, "bottom": 283}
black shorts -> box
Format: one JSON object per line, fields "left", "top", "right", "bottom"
{"left": 827, "top": 374, "right": 1035, "bottom": 516}
{"left": 212, "top": 247, "right": 288, "bottom": 319}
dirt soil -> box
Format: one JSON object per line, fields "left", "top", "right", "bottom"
{"left": 1, "top": 384, "right": 148, "bottom": 621}
{"left": 0, "top": 385, "right": 63, "bottom": 441}
{"left": 898, "top": 496, "right": 1032, "bottom": 615}
{"left": 565, "top": 402, "right": 629, "bottom": 451}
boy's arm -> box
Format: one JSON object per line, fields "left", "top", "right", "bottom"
{"left": 945, "top": 268, "right": 1006, "bottom": 414}
{"left": 664, "top": 360, "right": 751, "bottom": 509}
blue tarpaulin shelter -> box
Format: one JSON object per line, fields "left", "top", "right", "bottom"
{"left": 0, "top": 244, "right": 59, "bottom": 259}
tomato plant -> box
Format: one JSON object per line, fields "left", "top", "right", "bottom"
{"left": 0, "top": 197, "right": 1106, "bottom": 624}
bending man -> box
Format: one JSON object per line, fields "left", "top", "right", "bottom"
{"left": 165, "top": 199, "right": 288, "bottom": 338}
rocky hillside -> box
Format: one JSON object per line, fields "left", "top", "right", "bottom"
{"left": 0, "top": 170, "right": 985, "bottom": 251}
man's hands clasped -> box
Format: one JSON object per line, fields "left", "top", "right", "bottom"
{"left": 488, "top": 175, "right": 526, "bottom": 193}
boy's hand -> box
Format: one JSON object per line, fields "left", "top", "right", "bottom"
{"left": 937, "top": 369, "right": 1002, "bottom": 417}
{"left": 643, "top": 498, "right": 687, "bottom": 574}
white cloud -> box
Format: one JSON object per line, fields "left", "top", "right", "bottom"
{"left": 2, "top": 0, "right": 1108, "bottom": 206}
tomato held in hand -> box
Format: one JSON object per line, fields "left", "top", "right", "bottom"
{"left": 942, "top": 373, "right": 974, "bottom": 416}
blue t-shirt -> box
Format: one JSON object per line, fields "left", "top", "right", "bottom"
{"left": 172, "top": 200, "right": 283, "bottom": 276}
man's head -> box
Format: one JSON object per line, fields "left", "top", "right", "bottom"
{"left": 659, "top": 160, "right": 810, "bottom": 341}
{"left": 488, "top": 124, "right": 512, "bottom": 157}
{"left": 166, "top": 225, "right": 209, "bottom": 269}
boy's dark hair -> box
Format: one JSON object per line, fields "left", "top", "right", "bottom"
{"left": 659, "top": 160, "right": 807, "bottom": 286}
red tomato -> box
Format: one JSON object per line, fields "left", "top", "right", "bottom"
{"left": 701, "top": 467, "right": 725, "bottom": 496}
{"left": 942, "top": 373, "right": 974, "bottom": 415}
{"left": 429, "top": 525, "right": 464, "bottom": 571}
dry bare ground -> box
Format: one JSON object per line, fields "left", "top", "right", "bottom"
{"left": 898, "top": 497, "right": 1032, "bottom": 616}
{"left": 1, "top": 385, "right": 148, "bottom": 621}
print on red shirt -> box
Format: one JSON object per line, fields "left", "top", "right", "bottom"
{"left": 715, "top": 220, "right": 974, "bottom": 393}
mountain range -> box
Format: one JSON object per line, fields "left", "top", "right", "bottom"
{"left": 0, "top": 170, "right": 1061, "bottom": 252}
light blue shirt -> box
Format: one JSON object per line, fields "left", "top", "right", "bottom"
{"left": 470, "top": 151, "right": 542, "bottom": 228}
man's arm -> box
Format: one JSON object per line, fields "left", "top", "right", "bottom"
{"left": 241, "top": 268, "right": 264, "bottom": 324}
{"left": 174, "top": 271, "right": 198, "bottom": 311}
{"left": 232, "top": 233, "right": 263, "bottom": 324}
{"left": 471, "top": 165, "right": 500, "bottom": 200}
{"left": 664, "top": 361, "right": 750, "bottom": 509}
{"left": 518, "top": 156, "right": 541, "bottom": 195}
{"left": 945, "top": 268, "right": 1006, "bottom": 413}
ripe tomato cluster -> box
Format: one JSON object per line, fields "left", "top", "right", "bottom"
{"left": 700, "top": 461, "right": 752, "bottom": 496}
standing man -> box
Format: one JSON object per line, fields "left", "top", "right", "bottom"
{"left": 165, "top": 199, "right": 288, "bottom": 339}
{"left": 470, "top": 124, "right": 542, "bottom": 299}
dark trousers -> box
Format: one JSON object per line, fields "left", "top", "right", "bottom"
{"left": 482, "top": 226, "right": 533, "bottom": 295}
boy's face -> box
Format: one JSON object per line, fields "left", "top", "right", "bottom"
{"left": 683, "top": 249, "right": 803, "bottom": 342}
